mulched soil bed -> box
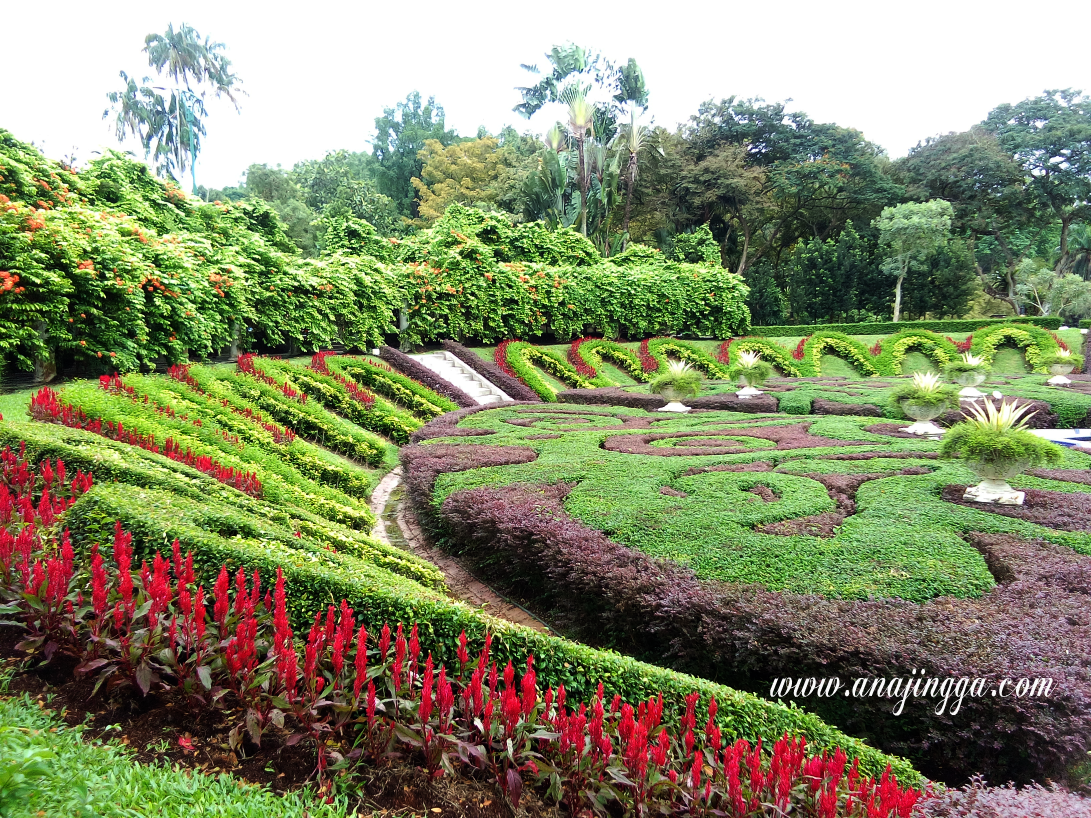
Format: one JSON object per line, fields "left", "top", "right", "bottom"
{"left": 941, "top": 485, "right": 1091, "bottom": 532}
{"left": 811, "top": 399, "right": 883, "bottom": 417}
{"left": 1027, "top": 468, "right": 1091, "bottom": 486}
{"left": 556, "top": 387, "right": 779, "bottom": 413}
{"left": 0, "top": 625, "right": 553, "bottom": 818}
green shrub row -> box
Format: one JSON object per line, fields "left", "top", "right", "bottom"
{"left": 261, "top": 358, "right": 421, "bottom": 445}
{"left": 205, "top": 365, "right": 397, "bottom": 468}
{"left": 502, "top": 341, "right": 594, "bottom": 401}
{"left": 55, "top": 378, "right": 375, "bottom": 530}
{"left": 138, "top": 373, "right": 381, "bottom": 498}
{"left": 568, "top": 339, "right": 649, "bottom": 386}
{"left": 325, "top": 355, "right": 456, "bottom": 418}
{"left": 0, "top": 419, "right": 434, "bottom": 588}
{"left": 748, "top": 316, "right": 1063, "bottom": 338}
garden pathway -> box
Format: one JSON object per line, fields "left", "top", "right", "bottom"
{"left": 370, "top": 468, "right": 549, "bottom": 633}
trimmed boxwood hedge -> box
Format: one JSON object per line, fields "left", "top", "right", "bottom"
{"left": 749, "top": 316, "right": 1063, "bottom": 337}
{"left": 326, "top": 355, "right": 456, "bottom": 419}
{"left": 499, "top": 340, "right": 594, "bottom": 401}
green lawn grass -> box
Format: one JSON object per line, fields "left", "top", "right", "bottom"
{"left": 0, "top": 692, "right": 356, "bottom": 818}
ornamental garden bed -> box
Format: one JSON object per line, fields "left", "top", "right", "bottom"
{"left": 404, "top": 403, "right": 1091, "bottom": 786}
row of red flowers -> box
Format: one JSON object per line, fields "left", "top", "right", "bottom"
{"left": 28, "top": 387, "right": 262, "bottom": 498}
{"left": 309, "top": 352, "right": 377, "bottom": 410}
{"left": 168, "top": 364, "right": 297, "bottom": 445}
{"left": 1, "top": 444, "right": 923, "bottom": 816}
{"left": 237, "top": 353, "right": 308, "bottom": 404}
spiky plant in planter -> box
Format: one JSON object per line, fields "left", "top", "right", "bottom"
{"left": 889, "top": 371, "right": 959, "bottom": 436}
{"left": 727, "top": 350, "right": 773, "bottom": 398}
{"left": 945, "top": 352, "right": 991, "bottom": 399}
{"left": 940, "top": 399, "right": 1063, "bottom": 505}
{"left": 1040, "top": 348, "right": 1083, "bottom": 385}
{"left": 650, "top": 360, "right": 702, "bottom": 413}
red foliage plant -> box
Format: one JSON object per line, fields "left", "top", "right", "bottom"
{"left": 568, "top": 338, "right": 600, "bottom": 380}
{"left": 639, "top": 338, "right": 659, "bottom": 372}
{"left": 168, "top": 364, "right": 296, "bottom": 444}
{"left": 792, "top": 336, "right": 810, "bottom": 361}
{"left": 237, "top": 354, "right": 307, "bottom": 404}
{"left": 0, "top": 443, "right": 924, "bottom": 816}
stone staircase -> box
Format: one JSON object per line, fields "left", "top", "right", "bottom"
{"left": 409, "top": 351, "right": 513, "bottom": 405}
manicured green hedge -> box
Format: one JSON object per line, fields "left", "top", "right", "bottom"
{"left": 501, "top": 340, "right": 594, "bottom": 401}
{"left": 325, "top": 355, "right": 456, "bottom": 418}
{"left": 719, "top": 338, "right": 806, "bottom": 377}
{"left": 204, "top": 365, "right": 397, "bottom": 468}
{"left": 749, "top": 316, "right": 1062, "bottom": 337}
{"left": 56, "top": 378, "right": 375, "bottom": 530}
{"left": 263, "top": 358, "right": 420, "bottom": 445}
{"left": 568, "top": 338, "right": 650, "bottom": 386}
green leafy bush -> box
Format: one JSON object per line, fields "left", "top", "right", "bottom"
{"left": 649, "top": 361, "right": 703, "bottom": 398}
{"left": 749, "top": 316, "right": 1062, "bottom": 337}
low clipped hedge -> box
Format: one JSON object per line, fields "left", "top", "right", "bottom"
{"left": 643, "top": 337, "right": 729, "bottom": 378}
{"left": 261, "top": 359, "right": 420, "bottom": 445}
{"left": 327, "top": 356, "right": 455, "bottom": 419}
{"left": 441, "top": 340, "right": 541, "bottom": 401}
{"left": 497, "top": 340, "right": 593, "bottom": 401}
{"left": 872, "top": 330, "right": 958, "bottom": 375}
{"left": 203, "top": 365, "right": 395, "bottom": 467}
{"left": 567, "top": 338, "right": 650, "bottom": 386}
{"left": 750, "top": 316, "right": 1062, "bottom": 337}
{"left": 377, "top": 346, "right": 477, "bottom": 408}
{"left": 969, "top": 323, "right": 1065, "bottom": 374}
{"left": 53, "top": 378, "right": 375, "bottom": 530}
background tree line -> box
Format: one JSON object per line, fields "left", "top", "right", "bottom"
{"left": 115, "top": 28, "right": 1091, "bottom": 326}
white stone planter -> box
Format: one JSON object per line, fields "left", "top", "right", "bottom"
{"left": 1047, "top": 363, "right": 1075, "bottom": 387}
{"left": 963, "top": 457, "right": 1032, "bottom": 505}
{"left": 656, "top": 386, "right": 692, "bottom": 413}
{"left": 900, "top": 399, "right": 947, "bottom": 436}
{"left": 954, "top": 369, "right": 988, "bottom": 400}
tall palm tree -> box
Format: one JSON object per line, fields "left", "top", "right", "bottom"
{"left": 613, "top": 111, "right": 662, "bottom": 249}
{"left": 106, "top": 23, "right": 242, "bottom": 191}
{"left": 1058, "top": 223, "right": 1091, "bottom": 280}
{"left": 564, "top": 86, "right": 594, "bottom": 236}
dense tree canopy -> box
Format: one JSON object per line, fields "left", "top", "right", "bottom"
{"left": 93, "top": 32, "right": 1091, "bottom": 327}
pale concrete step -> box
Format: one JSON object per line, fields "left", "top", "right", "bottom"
{"left": 409, "top": 351, "right": 514, "bottom": 406}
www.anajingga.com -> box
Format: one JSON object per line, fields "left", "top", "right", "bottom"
{"left": 768, "top": 671, "right": 1054, "bottom": 716}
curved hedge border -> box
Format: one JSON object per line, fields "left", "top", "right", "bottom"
{"left": 378, "top": 345, "right": 478, "bottom": 408}
{"left": 643, "top": 338, "right": 729, "bottom": 378}
{"left": 872, "top": 330, "right": 958, "bottom": 376}
{"left": 969, "top": 324, "right": 1063, "bottom": 374}
{"left": 568, "top": 338, "right": 650, "bottom": 386}
{"left": 441, "top": 340, "right": 541, "bottom": 402}
{"left": 327, "top": 356, "right": 454, "bottom": 419}
{"left": 265, "top": 358, "right": 421, "bottom": 445}
{"left": 718, "top": 338, "right": 806, "bottom": 377}
{"left": 800, "top": 332, "right": 881, "bottom": 377}
{"left": 497, "top": 340, "right": 594, "bottom": 401}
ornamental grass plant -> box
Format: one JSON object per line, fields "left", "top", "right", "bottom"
{"left": 888, "top": 372, "right": 959, "bottom": 412}
{"left": 944, "top": 352, "right": 991, "bottom": 378}
{"left": 939, "top": 400, "right": 1063, "bottom": 470}
{"left": 726, "top": 351, "right": 773, "bottom": 388}
{"left": 649, "top": 361, "right": 702, "bottom": 399}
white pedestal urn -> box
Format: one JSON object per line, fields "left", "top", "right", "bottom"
{"left": 899, "top": 399, "right": 947, "bottom": 436}
{"left": 963, "top": 457, "right": 1032, "bottom": 505}
{"left": 735, "top": 375, "right": 764, "bottom": 399}
{"left": 954, "top": 369, "right": 988, "bottom": 400}
{"left": 1047, "top": 362, "right": 1075, "bottom": 387}
{"left": 656, "top": 386, "right": 692, "bottom": 413}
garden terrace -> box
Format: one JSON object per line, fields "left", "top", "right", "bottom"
{"left": 404, "top": 403, "right": 1091, "bottom": 784}
{"left": 0, "top": 374, "right": 916, "bottom": 790}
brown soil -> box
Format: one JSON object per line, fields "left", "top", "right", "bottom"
{"left": 0, "top": 625, "right": 555, "bottom": 818}
{"left": 941, "top": 485, "right": 1091, "bottom": 532}
{"left": 1026, "top": 468, "right": 1091, "bottom": 487}
{"left": 747, "top": 485, "right": 779, "bottom": 503}
{"left": 659, "top": 486, "right": 688, "bottom": 497}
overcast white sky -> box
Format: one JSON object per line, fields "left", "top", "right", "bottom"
{"left": 3, "top": 0, "right": 1089, "bottom": 189}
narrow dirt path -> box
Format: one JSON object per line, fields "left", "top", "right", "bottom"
{"left": 370, "top": 469, "right": 550, "bottom": 633}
